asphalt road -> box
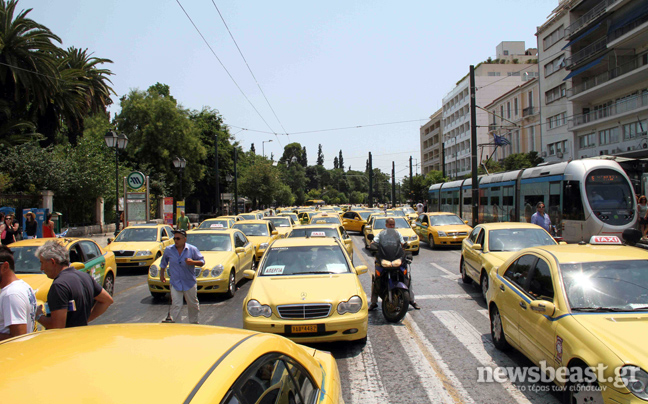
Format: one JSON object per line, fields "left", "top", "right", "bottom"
{"left": 91, "top": 233, "right": 563, "bottom": 404}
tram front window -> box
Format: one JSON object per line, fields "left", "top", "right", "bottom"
{"left": 585, "top": 169, "right": 634, "bottom": 225}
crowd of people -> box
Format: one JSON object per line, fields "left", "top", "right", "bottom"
{"left": 0, "top": 211, "right": 56, "bottom": 246}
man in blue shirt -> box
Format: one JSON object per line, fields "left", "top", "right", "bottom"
{"left": 159, "top": 230, "right": 205, "bottom": 323}
{"left": 530, "top": 202, "right": 552, "bottom": 234}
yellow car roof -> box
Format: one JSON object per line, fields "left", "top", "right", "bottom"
{"left": 271, "top": 237, "right": 339, "bottom": 248}
{"left": 190, "top": 228, "right": 239, "bottom": 235}
{"left": 233, "top": 220, "right": 269, "bottom": 225}
{"left": 0, "top": 324, "right": 299, "bottom": 403}
{"left": 9, "top": 237, "right": 93, "bottom": 248}
{"left": 531, "top": 244, "right": 648, "bottom": 264}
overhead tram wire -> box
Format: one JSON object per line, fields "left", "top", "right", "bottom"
{"left": 174, "top": 0, "right": 280, "bottom": 143}
{"left": 210, "top": 1, "right": 286, "bottom": 146}
{"left": 228, "top": 118, "right": 427, "bottom": 137}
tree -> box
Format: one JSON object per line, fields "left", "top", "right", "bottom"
{"left": 274, "top": 183, "right": 295, "bottom": 206}
{"left": 317, "top": 144, "right": 324, "bottom": 166}
{"left": 338, "top": 150, "right": 344, "bottom": 171}
{"left": 278, "top": 142, "right": 304, "bottom": 166}
{"left": 250, "top": 143, "right": 256, "bottom": 154}
{"left": 301, "top": 146, "right": 307, "bottom": 167}
{"left": 333, "top": 156, "right": 339, "bottom": 169}
{"left": 501, "top": 151, "right": 543, "bottom": 170}
{"left": 239, "top": 156, "right": 279, "bottom": 208}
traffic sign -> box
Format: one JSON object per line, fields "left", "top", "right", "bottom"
{"left": 127, "top": 172, "right": 145, "bottom": 190}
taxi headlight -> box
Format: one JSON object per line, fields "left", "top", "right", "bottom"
{"left": 201, "top": 269, "right": 210, "bottom": 278}
{"left": 407, "top": 236, "right": 418, "bottom": 242}
{"left": 337, "top": 295, "right": 363, "bottom": 315}
{"left": 247, "top": 299, "right": 272, "bottom": 317}
{"left": 437, "top": 231, "right": 447, "bottom": 237}
{"left": 259, "top": 243, "right": 269, "bottom": 250}
{"left": 620, "top": 366, "right": 648, "bottom": 400}
{"left": 211, "top": 264, "right": 224, "bottom": 278}
{"left": 136, "top": 250, "right": 152, "bottom": 257}
{"left": 149, "top": 265, "right": 159, "bottom": 278}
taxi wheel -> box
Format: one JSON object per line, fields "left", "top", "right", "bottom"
{"left": 103, "top": 273, "right": 115, "bottom": 296}
{"left": 480, "top": 272, "right": 489, "bottom": 301}
{"left": 151, "top": 291, "right": 166, "bottom": 301}
{"left": 428, "top": 235, "right": 436, "bottom": 249}
{"left": 563, "top": 366, "right": 604, "bottom": 404}
{"left": 226, "top": 270, "right": 236, "bottom": 298}
{"left": 490, "top": 306, "right": 510, "bottom": 351}
{"left": 460, "top": 259, "right": 472, "bottom": 284}
{"left": 412, "top": 248, "right": 419, "bottom": 256}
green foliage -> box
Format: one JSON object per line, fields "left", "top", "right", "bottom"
{"left": 239, "top": 156, "right": 279, "bottom": 208}
{"left": 317, "top": 144, "right": 324, "bottom": 166}
{"left": 501, "top": 151, "right": 544, "bottom": 171}
{"left": 274, "top": 183, "right": 295, "bottom": 206}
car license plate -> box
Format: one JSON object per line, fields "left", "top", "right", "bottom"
{"left": 291, "top": 325, "right": 318, "bottom": 333}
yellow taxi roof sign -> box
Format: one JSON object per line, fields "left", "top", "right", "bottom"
{"left": 589, "top": 235, "right": 622, "bottom": 245}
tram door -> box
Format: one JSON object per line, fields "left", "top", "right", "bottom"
{"left": 562, "top": 180, "right": 586, "bottom": 242}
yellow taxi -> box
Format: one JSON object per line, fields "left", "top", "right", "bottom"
{"left": 412, "top": 212, "right": 472, "bottom": 249}
{"left": 263, "top": 216, "right": 295, "bottom": 238}
{"left": 217, "top": 215, "right": 244, "bottom": 222}
{"left": 10, "top": 238, "right": 118, "bottom": 301}
{"left": 297, "top": 211, "right": 319, "bottom": 225}
{"left": 309, "top": 212, "right": 342, "bottom": 226}
{"left": 399, "top": 206, "right": 419, "bottom": 222}
{"left": 341, "top": 210, "right": 372, "bottom": 233}
{"left": 197, "top": 217, "right": 235, "bottom": 230}
{"left": 148, "top": 229, "right": 255, "bottom": 299}
{"left": 461, "top": 222, "right": 557, "bottom": 300}
{"left": 488, "top": 236, "right": 648, "bottom": 403}
{"left": 237, "top": 213, "right": 258, "bottom": 221}
{"left": 242, "top": 237, "right": 368, "bottom": 343}
{"left": 105, "top": 223, "right": 174, "bottom": 270}
{"left": 362, "top": 215, "right": 420, "bottom": 255}
{"left": 287, "top": 224, "right": 354, "bottom": 260}
{"left": 232, "top": 220, "right": 280, "bottom": 265}
{"left": 278, "top": 212, "right": 300, "bottom": 225}
{"left": 0, "top": 324, "right": 342, "bottom": 403}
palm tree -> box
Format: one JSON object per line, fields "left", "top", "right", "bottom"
{"left": 0, "top": 0, "right": 62, "bottom": 142}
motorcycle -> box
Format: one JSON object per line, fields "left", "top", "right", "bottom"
{"left": 367, "top": 234, "right": 412, "bottom": 323}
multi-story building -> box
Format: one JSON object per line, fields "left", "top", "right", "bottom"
{"left": 537, "top": 1, "right": 574, "bottom": 162}
{"left": 442, "top": 42, "right": 539, "bottom": 178}
{"left": 484, "top": 78, "right": 541, "bottom": 161}
{"left": 420, "top": 108, "right": 443, "bottom": 175}
{"left": 565, "top": 0, "right": 648, "bottom": 159}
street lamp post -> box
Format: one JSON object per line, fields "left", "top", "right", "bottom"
{"left": 262, "top": 139, "right": 273, "bottom": 158}
{"left": 173, "top": 157, "right": 187, "bottom": 201}
{"left": 104, "top": 131, "right": 128, "bottom": 236}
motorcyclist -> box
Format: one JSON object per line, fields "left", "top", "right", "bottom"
{"left": 368, "top": 217, "right": 420, "bottom": 311}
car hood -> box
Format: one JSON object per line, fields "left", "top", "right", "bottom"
{"left": 106, "top": 241, "right": 160, "bottom": 252}
{"left": 16, "top": 274, "right": 52, "bottom": 302}
{"left": 572, "top": 313, "right": 648, "bottom": 366}
{"left": 202, "top": 251, "right": 235, "bottom": 266}
{"left": 250, "top": 274, "right": 361, "bottom": 306}
{"left": 482, "top": 251, "right": 514, "bottom": 265}
{"left": 431, "top": 224, "right": 472, "bottom": 233}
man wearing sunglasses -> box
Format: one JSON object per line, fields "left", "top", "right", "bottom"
{"left": 0, "top": 246, "right": 37, "bottom": 340}
{"left": 531, "top": 202, "right": 552, "bottom": 234}
{"left": 159, "top": 230, "right": 204, "bottom": 323}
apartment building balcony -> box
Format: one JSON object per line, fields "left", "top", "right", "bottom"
{"left": 569, "top": 91, "right": 648, "bottom": 130}
{"left": 565, "top": 0, "right": 619, "bottom": 37}
{"left": 568, "top": 52, "right": 648, "bottom": 101}
{"left": 607, "top": 8, "right": 648, "bottom": 45}
{"left": 565, "top": 37, "right": 607, "bottom": 69}
{"left": 522, "top": 107, "right": 537, "bottom": 117}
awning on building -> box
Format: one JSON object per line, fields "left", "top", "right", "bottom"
{"left": 608, "top": 2, "right": 648, "bottom": 35}
{"left": 562, "top": 22, "right": 602, "bottom": 50}
{"left": 563, "top": 55, "right": 605, "bottom": 80}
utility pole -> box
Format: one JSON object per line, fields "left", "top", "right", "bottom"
{"left": 368, "top": 152, "right": 373, "bottom": 207}
{"left": 470, "top": 65, "right": 479, "bottom": 227}
{"left": 215, "top": 135, "right": 220, "bottom": 216}
{"left": 234, "top": 148, "right": 239, "bottom": 215}
{"left": 409, "top": 156, "right": 413, "bottom": 203}
{"left": 442, "top": 142, "right": 446, "bottom": 178}
{"left": 391, "top": 161, "right": 396, "bottom": 208}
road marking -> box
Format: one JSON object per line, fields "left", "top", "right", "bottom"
{"left": 404, "top": 314, "right": 475, "bottom": 403}
{"left": 392, "top": 320, "right": 457, "bottom": 403}
{"left": 346, "top": 339, "right": 390, "bottom": 404}
{"left": 417, "top": 293, "right": 481, "bottom": 300}
{"left": 434, "top": 310, "right": 550, "bottom": 404}
{"left": 430, "top": 262, "right": 460, "bottom": 280}
{"left": 479, "top": 309, "right": 489, "bottom": 319}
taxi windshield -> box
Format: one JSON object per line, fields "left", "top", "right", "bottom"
{"left": 312, "top": 216, "right": 340, "bottom": 224}
{"left": 199, "top": 220, "right": 229, "bottom": 229}
{"left": 10, "top": 246, "right": 41, "bottom": 274}
{"left": 280, "top": 213, "right": 298, "bottom": 221}
{"left": 187, "top": 234, "right": 231, "bottom": 251}
{"left": 265, "top": 217, "right": 291, "bottom": 227}
{"left": 374, "top": 218, "right": 410, "bottom": 229}
{"left": 260, "top": 246, "right": 350, "bottom": 276}
{"left": 562, "top": 260, "right": 648, "bottom": 311}
{"left": 288, "top": 228, "right": 339, "bottom": 239}
{"left": 239, "top": 214, "right": 256, "bottom": 220}
{"left": 488, "top": 229, "right": 556, "bottom": 252}
{"left": 389, "top": 210, "right": 406, "bottom": 217}
{"left": 429, "top": 215, "right": 464, "bottom": 226}
{"left": 233, "top": 223, "right": 268, "bottom": 236}
{"left": 358, "top": 212, "right": 372, "bottom": 220}
{"left": 402, "top": 207, "right": 415, "bottom": 214}
{"left": 114, "top": 228, "right": 158, "bottom": 242}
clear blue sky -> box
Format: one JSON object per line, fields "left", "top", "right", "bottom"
{"left": 19, "top": 0, "right": 557, "bottom": 180}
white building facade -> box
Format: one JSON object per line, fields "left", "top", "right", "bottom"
{"left": 420, "top": 108, "right": 443, "bottom": 175}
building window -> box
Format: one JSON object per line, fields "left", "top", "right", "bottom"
{"left": 579, "top": 133, "right": 596, "bottom": 148}
{"left": 545, "top": 84, "right": 566, "bottom": 104}
{"left": 599, "top": 128, "right": 619, "bottom": 145}
{"left": 528, "top": 90, "right": 533, "bottom": 108}
{"left": 547, "top": 112, "right": 567, "bottom": 129}
{"left": 543, "top": 25, "right": 564, "bottom": 50}
{"left": 529, "top": 125, "right": 535, "bottom": 150}
{"left": 504, "top": 50, "right": 509, "bottom": 55}
{"left": 544, "top": 54, "right": 565, "bottom": 77}
{"left": 487, "top": 72, "right": 501, "bottom": 76}
{"left": 507, "top": 102, "right": 511, "bottom": 119}
{"left": 514, "top": 98, "right": 518, "bottom": 116}
{"left": 549, "top": 143, "right": 556, "bottom": 156}
{"left": 623, "top": 121, "right": 648, "bottom": 139}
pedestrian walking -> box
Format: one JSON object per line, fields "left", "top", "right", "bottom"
{"left": 0, "top": 245, "right": 38, "bottom": 340}
{"left": 530, "top": 202, "right": 553, "bottom": 234}
{"left": 176, "top": 210, "right": 190, "bottom": 231}
{"left": 35, "top": 240, "right": 113, "bottom": 328}
{"left": 42, "top": 213, "right": 56, "bottom": 238}
{"left": 159, "top": 230, "right": 205, "bottom": 323}
{"left": 24, "top": 212, "right": 38, "bottom": 239}
{"left": 1, "top": 215, "right": 18, "bottom": 245}
{"left": 638, "top": 195, "right": 648, "bottom": 239}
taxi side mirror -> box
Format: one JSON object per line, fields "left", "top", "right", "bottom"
{"left": 344, "top": 239, "right": 352, "bottom": 245}
{"left": 71, "top": 262, "right": 85, "bottom": 270}
{"left": 559, "top": 241, "right": 567, "bottom": 245}
{"left": 530, "top": 300, "right": 556, "bottom": 317}
{"left": 472, "top": 243, "right": 482, "bottom": 251}
{"left": 161, "top": 236, "right": 169, "bottom": 241}
{"left": 355, "top": 265, "right": 368, "bottom": 275}
{"left": 271, "top": 230, "right": 278, "bottom": 235}
{"left": 464, "top": 220, "right": 469, "bottom": 224}
{"left": 243, "top": 269, "right": 256, "bottom": 279}
{"left": 235, "top": 247, "right": 246, "bottom": 254}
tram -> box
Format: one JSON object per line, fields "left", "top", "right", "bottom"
{"left": 428, "top": 159, "right": 636, "bottom": 243}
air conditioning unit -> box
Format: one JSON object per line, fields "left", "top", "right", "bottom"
{"left": 557, "top": 151, "right": 564, "bottom": 158}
